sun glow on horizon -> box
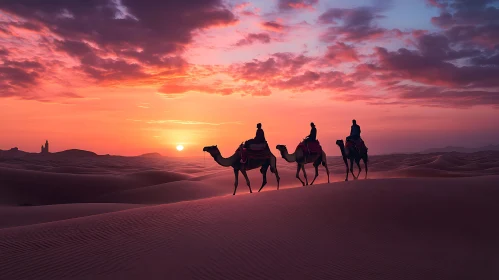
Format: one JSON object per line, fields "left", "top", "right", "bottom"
{"left": 176, "top": 144, "right": 184, "bottom": 151}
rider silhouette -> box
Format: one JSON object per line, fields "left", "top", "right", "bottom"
{"left": 244, "top": 123, "right": 266, "bottom": 148}
{"left": 347, "top": 119, "right": 360, "bottom": 142}
{"left": 304, "top": 122, "right": 317, "bottom": 153}
{"left": 254, "top": 123, "right": 266, "bottom": 143}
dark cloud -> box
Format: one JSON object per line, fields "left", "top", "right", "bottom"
{"left": 0, "top": 0, "right": 237, "bottom": 82}
{"left": 3, "top": 60, "right": 45, "bottom": 70}
{"left": 235, "top": 33, "right": 271, "bottom": 46}
{"left": 444, "top": 24, "right": 499, "bottom": 47}
{"left": 429, "top": 0, "right": 499, "bottom": 49}
{"left": 374, "top": 47, "right": 499, "bottom": 88}
{"left": 417, "top": 34, "right": 482, "bottom": 60}
{"left": 319, "top": 7, "right": 388, "bottom": 42}
{"left": 0, "top": 65, "right": 40, "bottom": 97}
{"left": 0, "top": 49, "right": 9, "bottom": 56}
{"left": 392, "top": 84, "right": 499, "bottom": 107}
{"left": 278, "top": 0, "right": 318, "bottom": 11}
{"left": 471, "top": 53, "right": 499, "bottom": 66}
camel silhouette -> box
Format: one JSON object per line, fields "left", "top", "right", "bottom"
{"left": 275, "top": 144, "right": 330, "bottom": 186}
{"left": 203, "top": 145, "right": 280, "bottom": 195}
{"left": 336, "top": 139, "right": 369, "bottom": 181}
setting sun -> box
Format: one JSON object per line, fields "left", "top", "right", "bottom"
{"left": 176, "top": 145, "right": 184, "bottom": 152}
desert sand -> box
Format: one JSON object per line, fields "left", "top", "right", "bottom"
{"left": 1, "top": 150, "right": 499, "bottom": 279}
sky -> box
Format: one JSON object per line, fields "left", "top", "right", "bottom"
{"left": 1, "top": 0, "right": 499, "bottom": 157}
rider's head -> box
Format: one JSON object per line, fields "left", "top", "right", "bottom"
{"left": 352, "top": 119, "right": 357, "bottom": 125}
{"left": 310, "top": 122, "right": 315, "bottom": 127}
{"left": 257, "top": 123, "right": 262, "bottom": 129}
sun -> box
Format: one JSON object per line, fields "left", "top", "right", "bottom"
{"left": 176, "top": 145, "right": 184, "bottom": 151}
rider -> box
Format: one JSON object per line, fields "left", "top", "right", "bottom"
{"left": 347, "top": 119, "right": 361, "bottom": 142}
{"left": 305, "top": 122, "right": 317, "bottom": 142}
{"left": 303, "top": 122, "right": 317, "bottom": 152}
{"left": 254, "top": 123, "right": 266, "bottom": 144}
{"left": 245, "top": 123, "right": 266, "bottom": 148}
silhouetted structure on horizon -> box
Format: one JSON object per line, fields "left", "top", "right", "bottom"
{"left": 41, "top": 140, "right": 49, "bottom": 154}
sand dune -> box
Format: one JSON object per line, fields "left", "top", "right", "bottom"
{"left": 0, "top": 204, "right": 143, "bottom": 229}
{"left": 1, "top": 151, "right": 499, "bottom": 207}
{"left": 1, "top": 176, "right": 498, "bottom": 279}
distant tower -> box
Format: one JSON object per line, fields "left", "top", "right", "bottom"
{"left": 41, "top": 140, "right": 49, "bottom": 154}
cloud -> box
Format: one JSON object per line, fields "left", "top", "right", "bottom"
{"left": 157, "top": 81, "right": 272, "bottom": 97}
{"left": 391, "top": 84, "right": 499, "bottom": 108}
{"left": 0, "top": 48, "right": 9, "bottom": 56}
{"left": 230, "top": 52, "right": 314, "bottom": 81}
{"left": 261, "top": 21, "right": 286, "bottom": 32}
{"left": 373, "top": 46, "right": 499, "bottom": 88}
{"left": 278, "top": 0, "right": 319, "bottom": 11}
{"left": 324, "top": 42, "right": 360, "bottom": 63}
{"left": 426, "top": 0, "right": 448, "bottom": 8}
{"left": 273, "top": 70, "right": 356, "bottom": 92}
{"left": 0, "top": 58, "right": 45, "bottom": 97}
{"left": 0, "top": 0, "right": 237, "bottom": 83}
{"left": 133, "top": 119, "right": 242, "bottom": 126}
{"left": 318, "top": 7, "right": 389, "bottom": 42}
{"left": 58, "top": 92, "right": 85, "bottom": 98}
{"left": 235, "top": 33, "right": 271, "bottom": 46}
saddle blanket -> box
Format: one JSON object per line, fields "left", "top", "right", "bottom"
{"left": 239, "top": 146, "right": 271, "bottom": 163}
{"left": 297, "top": 140, "right": 322, "bottom": 154}
{"left": 346, "top": 139, "right": 368, "bottom": 154}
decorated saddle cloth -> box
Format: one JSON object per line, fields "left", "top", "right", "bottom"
{"left": 239, "top": 143, "right": 271, "bottom": 163}
{"left": 297, "top": 140, "right": 322, "bottom": 155}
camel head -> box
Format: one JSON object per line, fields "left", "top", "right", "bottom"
{"left": 202, "top": 145, "right": 220, "bottom": 156}
{"left": 335, "top": 140, "right": 345, "bottom": 146}
{"left": 276, "top": 144, "right": 287, "bottom": 152}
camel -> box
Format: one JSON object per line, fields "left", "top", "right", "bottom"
{"left": 202, "top": 145, "right": 280, "bottom": 195}
{"left": 275, "top": 144, "right": 330, "bottom": 186}
{"left": 336, "top": 139, "right": 369, "bottom": 181}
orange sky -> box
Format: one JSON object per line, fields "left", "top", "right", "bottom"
{"left": 1, "top": 0, "right": 498, "bottom": 157}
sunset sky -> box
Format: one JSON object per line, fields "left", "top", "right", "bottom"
{"left": 1, "top": 0, "right": 498, "bottom": 157}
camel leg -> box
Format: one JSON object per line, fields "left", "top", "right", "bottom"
{"left": 302, "top": 165, "right": 309, "bottom": 185}
{"left": 240, "top": 169, "right": 252, "bottom": 193}
{"left": 364, "top": 157, "right": 368, "bottom": 179}
{"left": 310, "top": 161, "right": 320, "bottom": 185}
{"left": 233, "top": 169, "right": 239, "bottom": 195}
{"left": 310, "top": 165, "right": 319, "bottom": 185}
{"left": 356, "top": 159, "right": 362, "bottom": 179}
{"left": 258, "top": 165, "right": 269, "bottom": 192}
{"left": 350, "top": 158, "right": 357, "bottom": 180}
{"left": 324, "top": 161, "right": 330, "bottom": 184}
{"left": 296, "top": 164, "right": 306, "bottom": 186}
{"left": 269, "top": 156, "right": 280, "bottom": 190}
{"left": 342, "top": 156, "right": 349, "bottom": 181}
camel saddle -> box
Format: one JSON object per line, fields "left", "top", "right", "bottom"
{"left": 346, "top": 139, "right": 368, "bottom": 154}
{"left": 238, "top": 143, "right": 271, "bottom": 164}
{"left": 297, "top": 140, "right": 322, "bottom": 155}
